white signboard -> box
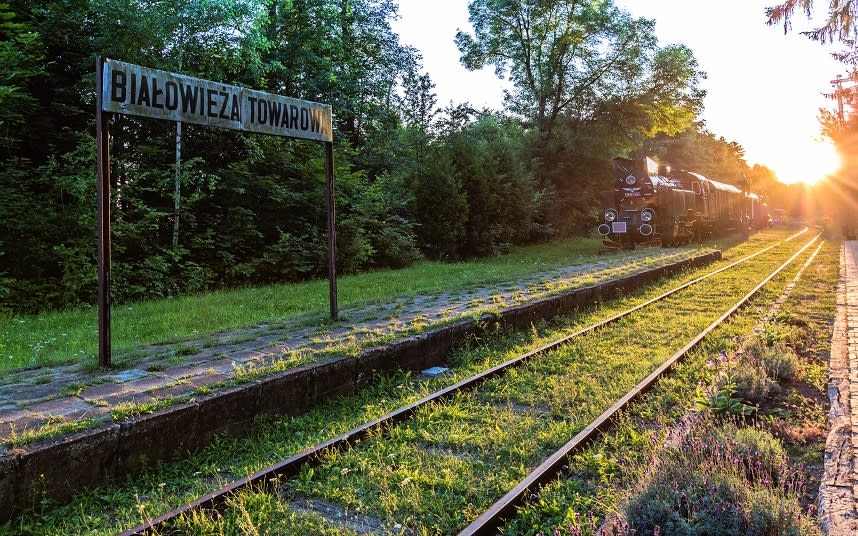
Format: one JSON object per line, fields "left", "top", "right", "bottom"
{"left": 101, "top": 58, "right": 333, "bottom": 142}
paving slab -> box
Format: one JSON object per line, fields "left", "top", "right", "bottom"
{"left": 818, "top": 241, "right": 858, "bottom": 535}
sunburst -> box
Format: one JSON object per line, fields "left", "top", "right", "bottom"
{"left": 769, "top": 138, "right": 842, "bottom": 185}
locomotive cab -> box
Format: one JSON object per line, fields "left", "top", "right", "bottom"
{"left": 599, "top": 157, "right": 697, "bottom": 247}
{"left": 598, "top": 157, "right": 660, "bottom": 245}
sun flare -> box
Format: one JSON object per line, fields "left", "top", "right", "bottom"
{"left": 768, "top": 138, "right": 842, "bottom": 186}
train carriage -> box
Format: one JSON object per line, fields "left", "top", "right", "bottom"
{"left": 746, "top": 192, "right": 771, "bottom": 229}
{"left": 673, "top": 169, "right": 745, "bottom": 231}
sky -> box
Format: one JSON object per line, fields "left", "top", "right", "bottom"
{"left": 390, "top": 0, "right": 845, "bottom": 185}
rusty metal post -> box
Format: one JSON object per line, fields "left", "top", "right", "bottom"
{"left": 96, "top": 56, "right": 112, "bottom": 368}
{"left": 325, "top": 141, "right": 337, "bottom": 320}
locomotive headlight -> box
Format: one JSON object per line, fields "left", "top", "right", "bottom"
{"left": 604, "top": 209, "right": 618, "bottom": 222}
{"left": 625, "top": 175, "right": 636, "bottom": 185}
{"left": 640, "top": 208, "right": 655, "bottom": 222}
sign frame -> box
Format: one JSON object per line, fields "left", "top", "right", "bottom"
{"left": 101, "top": 59, "right": 333, "bottom": 142}
{"left": 95, "top": 56, "right": 338, "bottom": 368}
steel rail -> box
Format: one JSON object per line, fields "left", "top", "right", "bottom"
{"left": 117, "top": 234, "right": 808, "bottom": 535}
{"left": 458, "top": 232, "right": 821, "bottom": 536}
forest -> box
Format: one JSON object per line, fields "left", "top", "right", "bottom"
{"left": 0, "top": 0, "right": 807, "bottom": 315}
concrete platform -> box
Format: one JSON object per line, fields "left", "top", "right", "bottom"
{"left": 819, "top": 241, "right": 858, "bottom": 534}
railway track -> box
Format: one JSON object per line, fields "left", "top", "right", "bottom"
{"left": 119, "top": 229, "right": 820, "bottom": 535}
{"left": 461, "top": 233, "right": 822, "bottom": 535}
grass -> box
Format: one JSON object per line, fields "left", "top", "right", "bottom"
{"left": 502, "top": 240, "right": 838, "bottom": 535}
{"left": 110, "top": 396, "right": 189, "bottom": 421}
{"left": 5, "top": 418, "right": 99, "bottom": 449}
{"left": 0, "top": 235, "right": 724, "bottom": 374}
{"left": 0, "top": 229, "right": 808, "bottom": 534}
{"left": 158, "top": 232, "right": 817, "bottom": 534}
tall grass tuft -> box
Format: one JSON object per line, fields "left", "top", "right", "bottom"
{"left": 745, "top": 337, "right": 800, "bottom": 382}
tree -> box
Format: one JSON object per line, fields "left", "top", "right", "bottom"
{"left": 454, "top": 0, "right": 704, "bottom": 234}
{"left": 0, "top": 1, "right": 43, "bottom": 153}
{"left": 399, "top": 71, "right": 438, "bottom": 128}
{"left": 768, "top": 1, "right": 858, "bottom": 45}
{"left": 409, "top": 145, "right": 467, "bottom": 260}
{"left": 261, "top": 0, "right": 417, "bottom": 137}
{"left": 456, "top": 0, "right": 681, "bottom": 141}
{"left": 0, "top": 0, "right": 99, "bottom": 313}
{"left": 642, "top": 127, "right": 748, "bottom": 182}
{"left": 442, "top": 114, "right": 539, "bottom": 255}
{"left": 260, "top": 0, "right": 422, "bottom": 176}
{"left": 768, "top": 0, "right": 858, "bottom": 235}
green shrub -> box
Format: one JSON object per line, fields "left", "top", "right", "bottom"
{"left": 744, "top": 487, "right": 818, "bottom": 536}
{"left": 693, "top": 381, "right": 754, "bottom": 416}
{"left": 713, "top": 424, "right": 789, "bottom": 486}
{"left": 624, "top": 461, "right": 745, "bottom": 535}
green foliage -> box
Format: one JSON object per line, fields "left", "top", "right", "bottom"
{"left": 408, "top": 111, "right": 544, "bottom": 261}
{"left": 731, "top": 362, "right": 775, "bottom": 405}
{"left": 695, "top": 338, "right": 805, "bottom": 414}
{"left": 642, "top": 127, "right": 749, "bottom": 184}
{"left": 347, "top": 173, "right": 422, "bottom": 269}
{"left": 0, "top": 0, "right": 737, "bottom": 313}
{"left": 440, "top": 115, "right": 539, "bottom": 257}
{"left": 694, "top": 381, "right": 755, "bottom": 415}
{"left": 0, "top": 132, "right": 97, "bottom": 312}
{"left": 0, "top": 2, "right": 43, "bottom": 150}
{"left": 801, "top": 362, "right": 827, "bottom": 392}
{"left": 502, "top": 479, "right": 603, "bottom": 536}
{"left": 456, "top": 0, "right": 705, "bottom": 233}
{"left": 409, "top": 145, "right": 468, "bottom": 260}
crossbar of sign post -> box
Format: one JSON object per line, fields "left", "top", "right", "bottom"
{"left": 101, "top": 58, "right": 333, "bottom": 142}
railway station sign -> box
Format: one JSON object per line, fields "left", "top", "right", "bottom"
{"left": 101, "top": 59, "right": 333, "bottom": 142}
{"left": 95, "top": 57, "right": 338, "bottom": 369}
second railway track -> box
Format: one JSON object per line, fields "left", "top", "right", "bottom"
{"left": 116, "top": 228, "right": 822, "bottom": 535}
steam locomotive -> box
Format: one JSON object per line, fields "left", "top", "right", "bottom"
{"left": 597, "top": 157, "right": 768, "bottom": 248}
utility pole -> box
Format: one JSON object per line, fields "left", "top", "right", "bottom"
{"left": 829, "top": 74, "right": 857, "bottom": 124}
